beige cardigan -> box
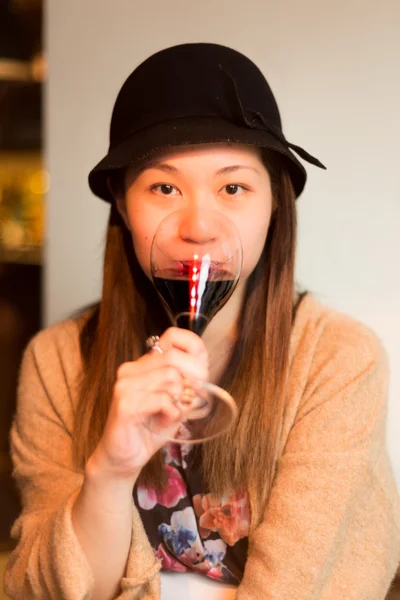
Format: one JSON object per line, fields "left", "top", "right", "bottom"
{"left": 3, "top": 294, "right": 400, "bottom": 599}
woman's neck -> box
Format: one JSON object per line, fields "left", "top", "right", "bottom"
{"left": 201, "top": 283, "right": 245, "bottom": 382}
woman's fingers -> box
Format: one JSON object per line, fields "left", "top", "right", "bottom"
{"left": 140, "top": 391, "right": 181, "bottom": 421}
{"left": 114, "top": 380, "right": 182, "bottom": 422}
{"left": 163, "top": 347, "right": 208, "bottom": 382}
{"left": 141, "top": 393, "right": 182, "bottom": 439}
{"left": 119, "top": 343, "right": 208, "bottom": 383}
{"left": 95, "top": 329, "right": 210, "bottom": 479}
{"left": 159, "top": 327, "right": 207, "bottom": 358}
{"left": 117, "top": 363, "right": 183, "bottom": 392}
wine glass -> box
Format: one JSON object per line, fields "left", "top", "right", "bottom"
{"left": 145, "top": 208, "right": 242, "bottom": 444}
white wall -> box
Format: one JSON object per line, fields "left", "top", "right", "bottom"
{"left": 45, "top": 0, "right": 400, "bottom": 484}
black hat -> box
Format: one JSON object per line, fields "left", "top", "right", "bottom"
{"left": 88, "top": 43, "right": 326, "bottom": 202}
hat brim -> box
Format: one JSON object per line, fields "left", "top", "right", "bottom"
{"left": 88, "top": 117, "right": 307, "bottom": 202}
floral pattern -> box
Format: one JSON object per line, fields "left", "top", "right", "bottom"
{"left": 163, "top": 442, "right": 192, "bottom": 470}
{"left": 193, "top": 492, "right": 250, "bottom": 546}
{"left": 137, "top": 465, "right": 186, "bottom": 509}
{"left": 156, "top": 507, "right": 240, "bottom": 583}
{"left": 133, "top": 444, "right": 249, "bottom": 585}
{"left": 154, "top": 544, "right": 188, "bottom": 572}
{"left": 158, "top": 507, "right": 201, "bottom": 556}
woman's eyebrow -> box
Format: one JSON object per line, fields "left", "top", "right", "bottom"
{"left": 139, "top": 162, "right": 178, "bottom": 174}
{"left": 141, "top": 163, "right": 261, "bottom": 176}
{"left": 216, "top": 165, "right": 261, "bottom": 176}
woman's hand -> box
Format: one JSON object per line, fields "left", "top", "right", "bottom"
{"left": 87, "top": 327, "right": 208, "bottom": 483}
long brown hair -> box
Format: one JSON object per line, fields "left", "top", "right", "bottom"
{"left": 73, "top": 149, "right": 299, "bottom": 531}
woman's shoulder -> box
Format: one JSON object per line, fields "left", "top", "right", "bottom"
{"left": 23, "top": 305, "right": 97, "bottom": 390}
{"left": 292, "top": 292, "right": 387, "bottom": 373}
{"left": 284, "top": 293, "right": 390, "bottom": 451}
{"left": 15, "top": 307, "right": 97, "bottom": 434}
{"left": 29, "top": 309, "right": 90, "bottom": 357}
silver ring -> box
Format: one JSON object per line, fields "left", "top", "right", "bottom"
{"left": 146, "top": 335, "right": 163, "bottom": 354}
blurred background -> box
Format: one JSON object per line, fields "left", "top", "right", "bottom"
{"left": 0, "top": 0, "right": 44, "bottom": 560}
{"left": 0, "top": 0, "right": 399, "bottom": 597}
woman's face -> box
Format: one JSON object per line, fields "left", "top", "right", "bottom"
{"left": 116, "top": 143, "right": 275, "bottom": 285}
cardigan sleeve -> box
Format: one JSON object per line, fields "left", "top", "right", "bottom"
{"left": 236, "top": 318, "right": 400, "bottom": 600}
{"left": 3, "top": 324, "right": 160, "bottom": 600}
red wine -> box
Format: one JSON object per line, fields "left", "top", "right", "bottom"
{"left": 153, "top": 270, "right": 236, "bottom": 336}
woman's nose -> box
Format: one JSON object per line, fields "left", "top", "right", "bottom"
{"left": 178, "top": 208, "right": 217, "bottom": 245}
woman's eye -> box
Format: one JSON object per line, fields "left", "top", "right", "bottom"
{"left": 224, "top": 184, "right": 246, "bottom": 196}
{"left": 151, "top": 184, "right": 179, "bottom": 196}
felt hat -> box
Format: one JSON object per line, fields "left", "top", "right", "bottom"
{"left": 88, "top": 42, "right": 326, "bottom": 202}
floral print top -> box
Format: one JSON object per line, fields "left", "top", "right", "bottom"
{"left": 133, "top": 442, "right": 251, "bottom": 584}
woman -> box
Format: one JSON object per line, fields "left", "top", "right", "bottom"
{"left": 4, "top": 42, "right": 400, "bottom": 600}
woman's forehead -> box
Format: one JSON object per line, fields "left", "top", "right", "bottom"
{"left": 129, "top": 143, "right": 263, "bottom": 176}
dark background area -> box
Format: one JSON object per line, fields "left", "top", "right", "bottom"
{"left": 0, "top": 0, "right": 43, "bottom": 552}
